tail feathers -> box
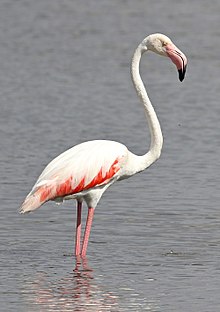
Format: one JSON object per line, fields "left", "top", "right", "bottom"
{"left": 19, "top": 192, "right": 44, "bottom": 214}
{"left": 19, "top": 184, "right": 53, "bottom": 214}
{"left": 20, "top": 178, "right": 58, "bottom": 213}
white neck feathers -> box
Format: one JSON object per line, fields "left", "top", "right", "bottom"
{"left": 130, "top": 44, "right": 163, "bottom": 172}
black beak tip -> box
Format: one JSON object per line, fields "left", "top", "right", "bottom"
{"left": 178, "top": 65, "right": 187, "bottom": 82}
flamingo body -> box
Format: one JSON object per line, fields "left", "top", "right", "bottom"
{"left": 20, "top": 140, "right": 134, "bottom": 213}
{"left": 20, "top": 33, "right": 187, "bottom": 258}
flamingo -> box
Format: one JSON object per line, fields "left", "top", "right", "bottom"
{"left": 20, "top": 34, "right": 187, "bottom": 258}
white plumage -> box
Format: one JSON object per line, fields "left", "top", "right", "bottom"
{"left": 20, "top": 140, "right": 129, "bottom": 213}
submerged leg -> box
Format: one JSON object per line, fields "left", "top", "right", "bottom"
{"left": 81, "top": 207, "right": 95, "bottom": 258}
{"left": 75, "top": 201, "right": 82, "bottom": 256}
{"left": 74, "top": 255, "right": 81, "bottom": 271}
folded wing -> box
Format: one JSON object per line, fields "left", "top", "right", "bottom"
{"left": 20, "top": 140, "right": 128, "bottom": 213}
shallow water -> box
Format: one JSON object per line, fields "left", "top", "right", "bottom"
{"left": 1, "top": 0, "right": 220, "bottom": 311}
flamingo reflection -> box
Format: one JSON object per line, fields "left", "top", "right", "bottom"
{"left": 22, "top": 258, "right": 120, "bottom": 311}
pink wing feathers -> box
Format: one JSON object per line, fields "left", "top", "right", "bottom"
{"left": 20, "top": 140, "right": 128, "bottom": 213}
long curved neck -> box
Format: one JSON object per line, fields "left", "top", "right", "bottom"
{"left": 131, "top": 44, "right": 163, "bottom": 171}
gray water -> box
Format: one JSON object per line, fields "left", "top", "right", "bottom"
{"left": 1, "top": 0, "right": 220, "bottom": 311}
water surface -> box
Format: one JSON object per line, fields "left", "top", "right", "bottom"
{"left": 1, "top": 0, "right": 220, "bottom": 311}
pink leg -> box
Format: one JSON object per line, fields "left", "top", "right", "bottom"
{"left": 81, "top": 207, "right": 95, "bottom": 258}
{"left": 75, "top": 201, "right": 82, "bottom": 256}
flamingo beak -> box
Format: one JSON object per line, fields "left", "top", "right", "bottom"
{"left": 165, "top": 43, "right": 187, "bottom": 82}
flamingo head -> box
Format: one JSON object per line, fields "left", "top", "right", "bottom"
{"left": 143, "top": 33, "right": 187, "bottom": 81}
